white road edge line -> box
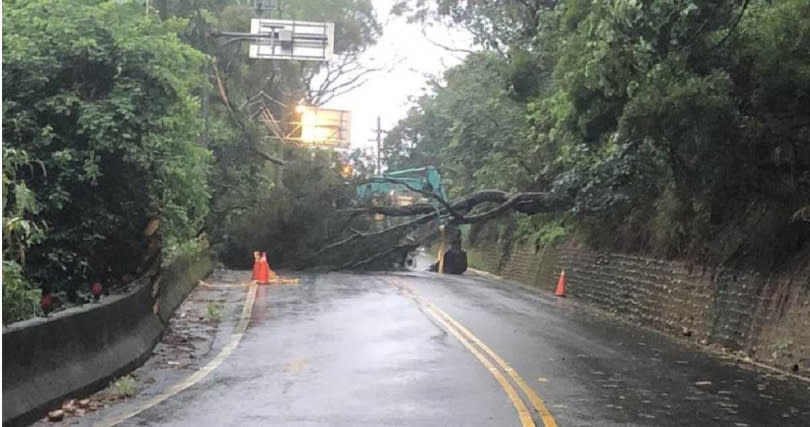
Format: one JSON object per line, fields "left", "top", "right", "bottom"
{"left": 95, "top": 283, "right": 259, "bottom": 426}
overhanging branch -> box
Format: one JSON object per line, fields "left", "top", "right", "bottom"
{"left": 318, "top": 190, "right": 572, "bottom": 260}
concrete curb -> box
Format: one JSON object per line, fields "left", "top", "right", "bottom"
{"left": 467, "top": 267, "right": 559, "bottom": 302}
{"left": 466, "top": 267, "right": 502, "bottom": 281}
{"left": 157, "top": 251, "right": 214, "bottom": 324}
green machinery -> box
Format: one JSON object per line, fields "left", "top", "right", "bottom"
{"left": 355, "top": 166, "right": 447, "bottom": 204}
{"left": 355, "top": 167, "right": 466, "bottom": 274}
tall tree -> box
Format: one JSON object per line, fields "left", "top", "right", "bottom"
{"left": 379, "top": 0, "right": 810, "bottom": 268}
{"left": 3, "top": 0, "right": 211, "bottom": 302}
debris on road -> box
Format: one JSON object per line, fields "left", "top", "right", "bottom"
{"left": 47, "top": 410, "right": 64, "bottom": 422}
{"left": 33, "top": 269, "right": 250, "bottom": 426}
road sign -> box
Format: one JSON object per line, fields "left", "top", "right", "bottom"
{"left": 297, "top": 106, "right": 351, "bottom": 148}
{"left": 249, "top": 19, "right": 334, "bottom": 61}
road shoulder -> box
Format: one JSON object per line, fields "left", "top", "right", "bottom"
{"left": 33, "top": 270, "right": 253, "bottom": 426}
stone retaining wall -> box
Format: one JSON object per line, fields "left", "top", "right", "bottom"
{"left": 467, "top": 239, "right": 810, "bottom": 374}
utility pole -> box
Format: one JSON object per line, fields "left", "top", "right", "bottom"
{"left": 375, "top": 116, "right": 383, "bottom": 174}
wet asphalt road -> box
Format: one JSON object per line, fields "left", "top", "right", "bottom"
{"left": 108, "top": 262, "right": 810, "bottom": 426}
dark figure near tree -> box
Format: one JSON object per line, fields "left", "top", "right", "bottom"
{"left": 441, "top": 246, "right": 468, "bottom": 274}
{"left": 429, "top": 226, "right": 467, "bottom": 274}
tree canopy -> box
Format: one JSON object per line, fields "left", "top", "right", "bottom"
{"left": 3, "top": 0, "right": 211, "bottom": 318}
{"left": 2, "top": 0, "right": 381, "bottom": 322}
{"left": 384, "top": 0, "right": 810, "bottom": 267}
{"left": 4, "top": 0, "right": 809, "bottom": 323}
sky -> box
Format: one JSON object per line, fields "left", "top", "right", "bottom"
{"left": 321, "top": 0, "right": 474, "bottom": 150}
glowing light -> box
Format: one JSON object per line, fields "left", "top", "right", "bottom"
{"left": 340, "top": 164, "right": 353, "bottom": 177}
{"left": 295, "top": 105, "right": 351, "bottom": 147}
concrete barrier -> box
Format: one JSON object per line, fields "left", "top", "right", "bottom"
{"left": 157, "top": 250, "right": 214, "bottom": 324}
{"left": 2, "top": 251, "right": 213, "bottom": 426}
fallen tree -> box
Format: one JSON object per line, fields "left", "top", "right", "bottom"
{"left": 339, "top": 190, "right": 570, "bottom": 219}
{"left": 311, "top": 188, "right": 573, "bottom": 270}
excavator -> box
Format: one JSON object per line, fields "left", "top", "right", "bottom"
{"left": 355, "top": 166, "right": 448, "bottom": 206}
{"left": 355, "top": 166, "right": 467, "bottom": 274}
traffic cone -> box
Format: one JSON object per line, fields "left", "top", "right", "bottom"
{"left": 256, "top": 252, "right": 269, "bottom": 284}
{"left": 554, "top": 269, "right": 566, "bottom": 297}
{"left": 263, "top": 252, "right": 279, "bottom": 282}
{"left": 251, "top": 251, "right": 262, "bottom": 282}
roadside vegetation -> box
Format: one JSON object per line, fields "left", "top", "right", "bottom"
{"left": 108, "top": 375, "right": 138, "bottom": 400}
{"left": 385, "top": 0, "right": 809, "bottom": 269}
{"left": 206, "top": 301, "right": 224, "bottom": 323}
{"left": 3, "top": 0, "right": 210, "bottom": 320}
{"left": 2, "top": 0, "right": 379, "bottom": 323}
{"left": 4, "top": 0, "right": 808, "bottom": 323}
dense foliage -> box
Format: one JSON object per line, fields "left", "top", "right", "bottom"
{"left": 153, "top": 0, "right": 379, "bottom": 268}
{"left": 3, "top": 0, "right": 211, "bottom": 311}
{"left": 386, "top": 0, "right": 810, "bottom": 268}
{"left": 2, "top": 0, "right": 380, "bottom": 322}
{"left": 5, "top": 0, "right": 807, "bottom": 323}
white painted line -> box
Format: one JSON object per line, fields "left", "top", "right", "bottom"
{"left": 95, "top": 284, "right": 259, "bottom": 426}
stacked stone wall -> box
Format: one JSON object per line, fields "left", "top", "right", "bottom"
{"left": 466, "top": 239, "right": 810, "bottom": 374}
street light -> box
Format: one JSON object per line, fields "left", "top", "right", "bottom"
{"left": 340, "top": 164, "right": 353, "bottom": 177}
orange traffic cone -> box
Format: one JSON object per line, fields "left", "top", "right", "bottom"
{"left": 255, "top": 252, "right": 269, "bottom": 284}
{"left": 262, "top": 252, "right": 279, "bottom": 283}
{"left": 554, "top": 269, "right": 567, "bottom": 297}
{"left": 252, "top": 251, "right": 262, "bottom": 282}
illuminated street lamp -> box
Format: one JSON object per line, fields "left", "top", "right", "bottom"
{"left": 340, "top": 164, "right": 354, "bottom": 177}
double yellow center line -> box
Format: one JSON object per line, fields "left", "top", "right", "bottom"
{"left": 389, "top": 277, "right": 558, "bottom": 427}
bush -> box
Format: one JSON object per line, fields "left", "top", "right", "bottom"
{"left": 2, "top": 261, "right": 41, "bottom": 324}
{"left": 108, "top": 375, "right": 137, "bottom": 399}
{"left": 3, "top": 0, "right": 211, "bottom": 295}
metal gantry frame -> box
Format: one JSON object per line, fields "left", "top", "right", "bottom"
{"left": 206, "top": 0, "right": 336, "bottom": 140}
{"left": 243, "top": 92, "right": 350, "bottom": 149}
{"left": 203, "top": 0, "right": 347, "bottom": 192}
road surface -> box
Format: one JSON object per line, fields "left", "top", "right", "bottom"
{"left": 78, "top": 261, "right": 810, "bottom": 426}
